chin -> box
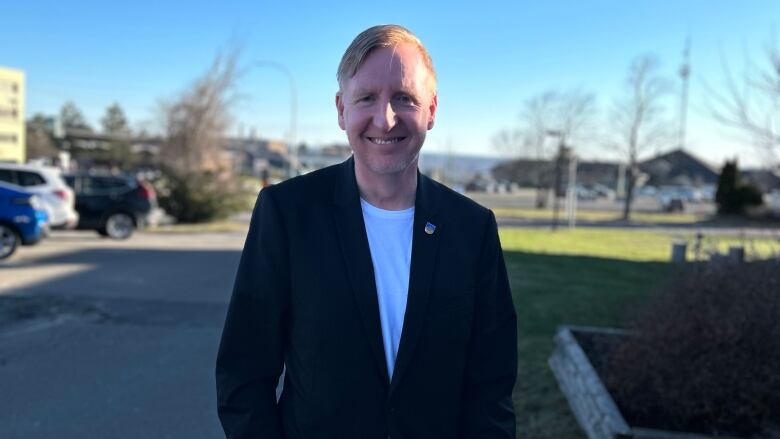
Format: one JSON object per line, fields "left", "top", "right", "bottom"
{"left": 361, "top": 153, "right": 420, "bottom": 176}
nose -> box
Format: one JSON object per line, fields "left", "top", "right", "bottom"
{"left": 372, "top": 99, "right": 397, "bottom": 132}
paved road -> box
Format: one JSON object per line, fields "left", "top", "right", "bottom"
{"left": 0, "top": 231, "right": 247, "bottom": 439}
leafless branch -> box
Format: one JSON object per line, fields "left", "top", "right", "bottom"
{"left": 517, "top": 88, "right": 597, "bottom": 159}
{"left": 610, "top": 54, "right": 673, "bottom": 219}
{"left": 611, "top": 55, "right": 672, "bottom": 162}
{"left": 159, "top": 48, "right": 242, "bottom": 174}
{"left": 705, "top": 31, "right": 780, "bottom": 162}
{"left": 491, "top": 128, "right": 524, "bottom": 156}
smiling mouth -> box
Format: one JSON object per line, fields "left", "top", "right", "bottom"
{"left": 367, "top": 137, "right": 406, "bottom": 145}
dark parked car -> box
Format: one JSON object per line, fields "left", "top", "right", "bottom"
{"left": 63, "top": 173, "right": 158, "bottom": 239}
{"left": 660, "top": 194, "right": 686, "bottom": 213}
{"left": 0, "top": 182, "right": 49, "bottom": 260}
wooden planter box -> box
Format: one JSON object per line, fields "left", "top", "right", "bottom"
{"left": 548, "top": 326, "right": 750, "bottom": 439}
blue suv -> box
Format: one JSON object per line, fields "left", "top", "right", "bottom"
{"left": 0, "top": 182, "right": 49, "bottom": 260}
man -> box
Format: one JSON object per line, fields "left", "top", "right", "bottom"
{"left": 216, "top": 24, "right": 517, "bottom": 438}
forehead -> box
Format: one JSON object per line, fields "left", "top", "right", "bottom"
{"left": 346, "top": 43, "right": 431, "bottom": 94}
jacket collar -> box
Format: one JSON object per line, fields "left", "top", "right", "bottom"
{"left": 333, "top": 155, "right": 438, "bottom": 214}
{"left": 332, "top": 156, "right": 442, "bottom": 393}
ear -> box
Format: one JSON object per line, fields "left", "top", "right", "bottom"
{"left": 336, "top": 92, "right": 346, "bottom": 130}
{"left": 427, "top": 94, "right": 438, "bottom": 130}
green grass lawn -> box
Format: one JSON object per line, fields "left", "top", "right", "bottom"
{"left": 501, "top": 228, "right": 778, "bottom": 438}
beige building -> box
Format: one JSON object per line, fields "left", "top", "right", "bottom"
{"left": 0, "top": 67, "right": 25, "bottom": 163}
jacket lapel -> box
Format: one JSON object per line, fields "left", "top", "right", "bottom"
{"left": 332, "top": 158, "right": 390, "bottom": 385}
{"left": 389, "top": 174, "right": 441, "bottom": 393}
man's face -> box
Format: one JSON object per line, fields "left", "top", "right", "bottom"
{"left": 336, "top": 43, "right": 437, "bottom": 178}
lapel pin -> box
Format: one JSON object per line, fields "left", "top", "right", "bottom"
{"left": 424, "top": 222, "right": 436, "bottom": 235}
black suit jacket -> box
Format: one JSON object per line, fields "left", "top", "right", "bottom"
{"left": 216, "top": 157, "right": 517, "bottom": 438}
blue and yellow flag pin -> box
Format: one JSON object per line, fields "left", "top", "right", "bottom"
{"left": 424, "top": 222, "right": 436, "bottom": 235}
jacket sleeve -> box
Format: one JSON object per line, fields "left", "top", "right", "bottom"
{"left": 216, "top": 187, "right": 289, "bottom": 439}
{"left": 460, "top": 210, "right": 518, "bottom": 438}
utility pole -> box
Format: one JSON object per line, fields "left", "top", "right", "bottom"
{"left": 252, "top": 60, "right": 298, "bottom": 177}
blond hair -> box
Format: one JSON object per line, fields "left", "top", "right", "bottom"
{"left": 337, "top": 24, "right": 436, "bottom": 94}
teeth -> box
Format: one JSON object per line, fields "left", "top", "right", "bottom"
{"left": 370, "top": 137, "right": 402, "bottom": 145}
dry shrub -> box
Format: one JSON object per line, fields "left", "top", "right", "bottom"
{"left": 156, "top": 165, "right": 251, "bottom": 223}
{"left": 154, "top": 48, "right": 250, "bottom": 223}
{"left": 604, "top": 260, "right": 780, "bottom": 437}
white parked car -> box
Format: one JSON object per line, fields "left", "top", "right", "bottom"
{"left": 0, "top": 163, "right": 79, "bottom": 229}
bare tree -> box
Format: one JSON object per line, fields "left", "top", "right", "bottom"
{"left": 521, "top": 89, "right": 596, "bottom": 211}
{"left": 154, "top": 49, "right": 254, "bottom": 223}
{"left": 706, "top": 32, "right": 780, "bottom": 164}
{"left": 520, "top": 91, "right": 559, "bottom": 160}
{"left": 520, "top": 89, "right": 596, "bottom": 160}
{"left": 494, "top": 89, "right": 596, "bottom": 162}
{"left": 159, "top": 49, "right": 241, "bottom": 174}
{"left": 491, "top": 128, "right": 524, "bottom": 157}
{"left": 491, "top": 90, "right": 596, "bottom": 212}
{"left": 610, "top": 55, "right": 671, "bottom": 220}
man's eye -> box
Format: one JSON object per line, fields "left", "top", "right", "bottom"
{"left": 396, "top": 95, "right": 414, "bottom": 105}
{"left": 358, "top": 95, "right": 374, "bottom": 103}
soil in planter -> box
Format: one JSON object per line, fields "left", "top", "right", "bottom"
{"left": 572, "top": 330, "right": 748, "bottom": 437}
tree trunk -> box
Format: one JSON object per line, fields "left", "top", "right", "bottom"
{"left": 622, "top": 167, "right": 635, "bottom": 220}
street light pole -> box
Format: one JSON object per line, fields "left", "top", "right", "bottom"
{"left": 547, "top": 130, "right": 565, "bottom": 231}
{"left": 252, "top": 60, "right": 298, "bottom": 177}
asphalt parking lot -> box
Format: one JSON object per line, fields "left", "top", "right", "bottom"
{"left": 0, "top": 231, "right": 247, "bottom": 439}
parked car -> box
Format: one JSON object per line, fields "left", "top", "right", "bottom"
{"left": 590, "top": 183, "right": 616, "bottom": 199}
{"left": 63, "top": 173, "right": 158, "bottom": 239}
{"left": 465, "top": 177, "right": 490, "bottom": 192}
{"left": 575, "top": 184, "right": 599, "bottom": 201}
{"left": 0, "top": 182, "right": 49, "bottom": 260}
{"left": 659, "top": 185, "right": 703, "bottom": 203}
{"left": 0, "top": 163, "right": 78, "bottom": 229}
{"left": 660, "top": 194, "right": 686, "bottom": 212}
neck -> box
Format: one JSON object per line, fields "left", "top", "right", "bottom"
{"left": 355, "top": 161, "right": 418, "bottom": 210}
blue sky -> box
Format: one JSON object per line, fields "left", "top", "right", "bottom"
{"left": 4, "top": 1, "right": 778, "bottom": 167}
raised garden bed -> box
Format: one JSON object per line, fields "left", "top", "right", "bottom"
{"left": 549, "top": 325, "right": 761, "bottom": 439}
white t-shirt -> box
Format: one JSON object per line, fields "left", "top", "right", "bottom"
{"left": 360, "top": 198, "right": 414, "bottom": 380}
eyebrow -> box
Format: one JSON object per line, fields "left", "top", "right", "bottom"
{"left": 351, "top": 85, "right": 418, "bottom": 97}
{"left": 350, "top": 87, "right": 375, "bottom": 96}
